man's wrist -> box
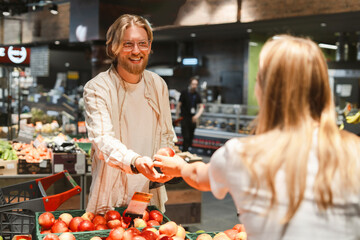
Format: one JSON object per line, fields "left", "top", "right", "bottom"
{"left": 131, "top": 156, "right": 140, "bottom": 174}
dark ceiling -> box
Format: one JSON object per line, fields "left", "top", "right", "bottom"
{"left": 0, "top": 0, "right": 359, "bottom": 46}
{"left": 153, "top": 10, "right": 360, "bottom": 45}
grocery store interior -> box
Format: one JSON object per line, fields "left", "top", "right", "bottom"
{"left": 0, "top": 0, "right": 360, "bottom": 239}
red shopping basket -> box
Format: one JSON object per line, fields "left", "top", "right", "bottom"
{"left": 0, "top": 170, "right": 81, "bottom": 240}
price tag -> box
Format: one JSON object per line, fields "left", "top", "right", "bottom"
{"left": 7, "top": 163, "right": 15, "bottom": 169}
{"left": 39, "top": 160, "right": 48, "bottom": 168}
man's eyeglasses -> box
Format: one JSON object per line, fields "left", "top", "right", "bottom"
{"left": 122, "top": 40, "right": 151, "bottom": 52}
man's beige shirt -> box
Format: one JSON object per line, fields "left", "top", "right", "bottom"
{"left": 83, "top": 65, "right": 174, "bottom": 214}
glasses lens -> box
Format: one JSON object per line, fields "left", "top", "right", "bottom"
{"left": 122, "top": 41, "right": 149, "bottom": 51}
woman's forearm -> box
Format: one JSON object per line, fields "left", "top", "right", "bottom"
{"left": 181, "top": 162, "right": 211, "bottom": 191}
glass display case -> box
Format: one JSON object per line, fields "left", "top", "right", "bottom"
{"left": 198, "top": 103, "right": 258, "bottom": 134}
{"left": 173, "top": 103, "right": 258, "bottom": 156}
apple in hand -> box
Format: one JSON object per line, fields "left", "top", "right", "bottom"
{"left": 156, "top": 147, "right": 175, "bottom": 157}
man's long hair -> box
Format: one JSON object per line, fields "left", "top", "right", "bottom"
{"left": 106, "top": 14, "right": 153, "bottom": 62}
{"left": 239, "top": 35, "right": 360, "bottom": 223}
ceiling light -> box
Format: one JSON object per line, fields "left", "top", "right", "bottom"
{"left": 54, "top": 41, "right": 60, "bottom": 45}
{"left": 50, "top": 4, "right": 58, "bottom": 15}
{"left": 2, "top": 7, "right": 10, "bottom": 16}
{"left": 190, "top": 33, "right": 196, "bottom": 38}
{"left": 247, "top": 29, "right": 252, "bottom": 33}
{"left": 320, "top": 23, "right": 327, "bottom": 27}
{"left": 318, "top": 43, "right": 337, "bottom": 50}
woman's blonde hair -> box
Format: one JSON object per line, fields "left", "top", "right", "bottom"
{"left": 242, "top": 35, "right": 360, "bottom": 223}
{"left": 106, "top": 14, "right": 153, "bottom": 62}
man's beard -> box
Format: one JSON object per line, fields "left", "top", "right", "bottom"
{"left": 118, "top": 54, "right": 149, "bottom": 75}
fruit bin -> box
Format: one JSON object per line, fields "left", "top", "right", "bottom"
{"left": 35, "top": 205, "right": 171, "bottom": 240}
{"left": 0, "top": 170, "right": 82, "bottom": 240}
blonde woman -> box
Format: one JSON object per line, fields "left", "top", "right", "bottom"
{"left": 154, "top": 35, "right": 360, "bottom": 239}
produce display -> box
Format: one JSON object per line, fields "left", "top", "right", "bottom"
{"left": 0, "top": 140, "right": 18, "bottom": 161}
{"left": 37, "top": 206, "right": 248, "bottom": 240}
{"left": 12, "top": 142, "right": 50, "bottom": 163}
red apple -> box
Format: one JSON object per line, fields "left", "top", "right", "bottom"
{"left": 133, "top": 236, "right": 146, "bottom": 240}
{"left": 147, "top": 220, "right": 160, "bottom": 227}
{"left": 213, "top": 232, "right": 231, "bottom": 240}
{"left": 39, "top": 212, "right": 55, "bottom": 229}
{"left": 140, "top": 229, "right": 158, "bottom": 240}
{"left": 109, "top": 226, "right": 125, "bottom": 240}
{"left": 78, "top": 220, "right": 95, "bottom": 231}
{"left": 149, "top": 210, "right": 163, "bottom": 224}
{"left": 82, "top": 212, "right": 95, "bottom": 222}
{"left": 107, "top": 219, "right": 122, "bottom": 229}
{"left": 43, "top": 233, "right": 60, "bottom": 240}
{"left": 159, "top": 221, "right": 178, "bottom": 237}
{"left": 123, "top": 227, "right": 140, "bottom": 240}
{"left": 90, "top": 237, "right": 102, "bottom": 240}
{"left": 122, "top": 209, "right": 131, "bottom": 224}
{"left": 51, "top": 220, "right": 69, "bottom": 233}
{"left": 105, "top": 210, "right": 121, "bottom": 221}
{"left": 175, "top": 225, "right": 186, "bottom": 239}
{"left": 196, "top": 233, "right": 212, "bottom": 240}
{"left": 68, "top": 217, "right": 84, "bottom": 232}
{"left": 173, "top": 237, "right": 185, "bottom": 240}
{"left": 92, "top": 215, "right": 107, "bottom": 226}
{"left": 59, "top": 232, "right": 76, "bottom": 240}
{"left": 95, "top": 224, "right": 108, "bottom": 230}
{"left": 41, "top": 230, "right": 52, "bottom": 234}
{"left": 142, "top": 227, "right": 159, "bottom": 235}
{"left": 134, "top": 218, "right": 147, "bottom": 228}
{"left": 224, "top": 229, "right": 238, "bottom": 240}
{"left": 158, "top": 234, "right": 173, "bottom": 240}
{"left": 234, "top": 232, "right": 247, "bottom": 240}
{"left": 232, "top": 224, "right": 246, "bottom": 233}
{"left": 58, "top": 213, "right": 73, "bottom": 226}
{"left": 143, "top": 210, "right": 150, "bottom": 221}
{"left": 156, "top": 147, "right": 175, "bottom": 157}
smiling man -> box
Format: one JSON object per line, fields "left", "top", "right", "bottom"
{"left": 83, "top": 14, "right": 175, "bottom": 214}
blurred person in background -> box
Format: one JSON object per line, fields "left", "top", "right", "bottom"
{"left": 176, "top": 76, "right": 204, "bottom": 152}
{"left": 154, "top": 35, "right": 360, "bottom": 239}
{"left": 83, "top": 14, "right": 174, "bottom": 214}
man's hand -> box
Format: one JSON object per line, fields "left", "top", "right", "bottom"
{"left": 135, "top": 156, "right": 173, "bottom": 183}
{"left": 153, "top": 154, "right": 187, "bottom": 177}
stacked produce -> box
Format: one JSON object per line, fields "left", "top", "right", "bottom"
{"left": 0, "top": 140, "right": 18, "bottom": 161}
{"left": 195, "top": 224, "right": 247, "bottom": 240}
{"left": 12, "top": 141, "right": 51, "bottom": 163}
{"left": 38, "top": 207, "right": 248, "bottom": 240}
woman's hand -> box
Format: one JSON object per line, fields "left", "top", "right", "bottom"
{"left": 153, "top": 154, "right": 187, "bottom": 177}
